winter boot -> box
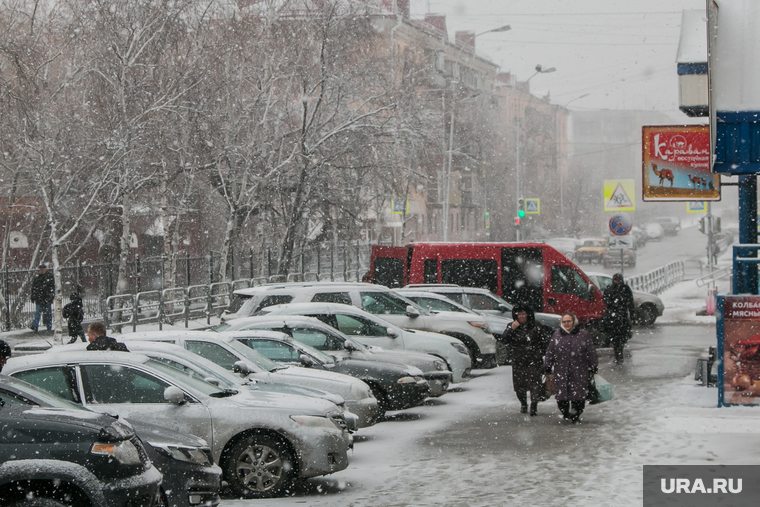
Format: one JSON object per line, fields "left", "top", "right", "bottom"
{"left": 30, "top": 326, "right": 38, "bottom": 333}
{"left": 517, "top": 392, "right": 528, "bottom": 413}
{"left": 529, "top": 401, "right": 538, "bottom": 416}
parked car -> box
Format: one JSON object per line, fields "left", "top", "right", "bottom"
{"left": 4, "top": 351, "right": 353, "bottom": 499}
{"left": 214, "top": 315, "right": 452, "bottom": 397}
{"left": 223, "top": 282, "right": 496, "bottom": 369}
{"left": 232, "top": 333, "right": 431, "bottom": 413}
{"left": 394, "top": 289, "right": 514, "bottom": 367}
{"left": 0, "top": 375, "right": 221, "bottom": 507}
{"left": 644, "top": 222, "right": 665, "bottom": 241}
{"left": 601, "top": 247, "right": 636, "bottom": 268}
{"left": 400, "top": 284, "right": 562, "bottom": 331}
{"left": 654, "top": 216, "right": 682, "bottom": 236}
{"left": 0, "top": 377, "right": 163, "bottom": 507}
{"left": 575, "top": 238, "right": 609, "bottom": 264}
{"left": 252, "top": 302, "right": 473, "bottom": 383}
{"left": 544, "top": 237, "right": 580, "bottom": 261}
{"left": 630, "top": 226, "right": 648, "bottom": 248}
{"left": 116, "top": 330, "right": 380, "bottom": 428}
{"left": 88, "top": 340, "right": 359, "bottom": 432}
{"left": 584, "top": 271, "right": 665, "bottom": 326}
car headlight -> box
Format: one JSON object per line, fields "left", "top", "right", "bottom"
{"left": 433, "top": 359, "right": 447, "bottom": 371}
{"left": 290, "top": 415, "right": 339, "bottom": 429}
{"left": 91, "top": 440, "right": 143, "bottom": 465}
{"left": 151, "top": 444, "right": 213, "bottom": 466}
{"left": 450, "top": 341, "right": 469, "bottom": 356}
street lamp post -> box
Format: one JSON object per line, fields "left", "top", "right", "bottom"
{"left": 442, "top": 25, "right": 510, "bottom": 241}
{"left": 514, "top": 64, "right": 556, "bottom": 240}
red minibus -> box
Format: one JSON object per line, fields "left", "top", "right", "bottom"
{"left": 369, "top": 243, "right": 605, "bottom": 324}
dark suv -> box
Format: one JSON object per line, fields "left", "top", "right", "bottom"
{"left": 0, "top": 375, "right": 221, "bottom": 507}
{"left": 0, "top": 386, "right": 162, "bottom": 506}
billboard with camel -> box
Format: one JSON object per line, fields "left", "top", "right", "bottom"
{"left": 642, "top": 125, "right": 720, "bottom": 201}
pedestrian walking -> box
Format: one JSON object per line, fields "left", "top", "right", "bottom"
{"left": 544, "top": 313, "right": 598, "bottom": 423}
{"left": 602, "top": 273, "right": 635, "bottom": 364}
{"left": 0, "top": 340, "right": 11, "bottom": 373}
{"left": 62, "top": 293, "right": 86, "bottom": 343}
{"left": 500, "top": 305, "right": 552, "bottom": 416}
{"left": 30, "top": 263, "right": 55, "bottom": 333}
{"left": 86, "top": 322, "right": 129, "bottom": 352}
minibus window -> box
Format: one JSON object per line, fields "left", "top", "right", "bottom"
{"left": 373, "top": 258, "right": 404, "bottom": 288}
{"left": 423, "top": 259, "right": 438, "bottom": 284}
{"left": 501, "top": 248, "right": 543, "bottom": 310}
{"left": 440, "top": 259, "right": 498, "bottom": 293}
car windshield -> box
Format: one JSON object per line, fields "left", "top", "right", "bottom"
{"left": 146, "top": 353, "right": 241, "bottom": 388}
{"left": 211, "top": 323, "right": 231, "bottom": 332}
{"left": 145, "top": 358, "right": 228, "bottom": 396}
{"left": 583, "top": 240, "right": 603, "bottom": 247}
{"left": 407, "top": 296, "right": 469, "bottom": 313}
{"left": 224, "top": 339, "right": 282, "bottom": 372}
{"left": 360, "top": 291, "right": 429, "bottom": 316}
{"left": 2, "top": 378, "right": 83, "bottom": 411}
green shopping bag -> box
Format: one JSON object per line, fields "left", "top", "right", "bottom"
{"left": 587, "top": 375, "right": 614, "bottom": 405}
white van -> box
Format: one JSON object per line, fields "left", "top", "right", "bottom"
{"left": 224, "top": 282, "right": 497, "bottom": 368}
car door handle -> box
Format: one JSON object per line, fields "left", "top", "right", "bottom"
{"left": 547, "top": 297, "right": 557, "bottom": 306}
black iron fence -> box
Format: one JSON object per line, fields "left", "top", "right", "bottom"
{"left": 1, "top": 242, "right": 373, "bottom": 331}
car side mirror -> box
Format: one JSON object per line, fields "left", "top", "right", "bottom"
{"left": 497, "top": 304, "right": 509, "bottom": 313}
{"left": 387, "top": 327, "right": 399, "bottom": 338}
{"left": 299, "top": 354, "right": 316, "bottom": 368}
{"left": 588, "top": 284, "right": 596, "bottom": 301}
{"left": 164, "top": 386, "right": 186, "bottom": 405}
{"left": 233, "top": 361, "right": 252, "bottom": 375}
{"left": 204, "top": 377, "right": 220, "bottom": 386}
{"left": 406, "top": 305, "right": 420, "bottom": 318}
{"left": 344, "top": 340, "right": 358, "bottom": 352}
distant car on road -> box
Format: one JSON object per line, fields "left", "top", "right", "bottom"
{"left": 644, "top": 223, "right": 665, "bottom": 241}
{"left": 584, "top": 271, "right": 664, "bottom": 326}
{"left": 575, "top": 238, "right": 608, "bottom": 264}
{"left": 601, "top": 247, "right": 636, "bottom": 268}
{"left": 544, "top": 238, "right": 580, "bottom": 261}
{"left": 653, "top": 216, "right": 681, "bottom": 236}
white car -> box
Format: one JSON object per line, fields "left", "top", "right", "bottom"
{"left": 644, "top": 222, "right": 665, "bottom": 241}
{"left": 214, "top": 315, "right": 452, "bottom": 396}
{"left": 544, "top": 238, "right": 579, "bottom": 261}
{"left": 584, "top": 271, "right": 665, "bottom": 326}
{"left": 82, "top": 340, "right": 360, "bottom": 431}
{"left": 4, "top": 351, "right": 352, "bottom": 499}
{"left": 253, "top": 302, "right": 473, "bottom": 383}
{"left": 115, "top": 330, "right": 380, "bottom": 428}
{"left": 223, "top": 282, "right": 496, "bottom": 368}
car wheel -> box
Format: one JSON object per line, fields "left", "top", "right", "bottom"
{"left": 366, "top": 381, "right": 390, "bottom": 415}
{"left": 638, "top": 304, "right": 658, "bottom": 326}
{"left": 223, "top": 433, "right": 295, "bottom": 499}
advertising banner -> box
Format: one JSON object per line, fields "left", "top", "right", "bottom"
{"left": 717, "top": 295, "right": 760, "bottom": 406}
{"left": 642, "top": 125, "right": 720, "bottom": 201}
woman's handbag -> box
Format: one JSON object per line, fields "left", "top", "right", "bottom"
{"left": 587, "top": 375, "right": 614, "bottom": 405}
{"left": 535, "top": 374, "right": 554, "bottom": 402}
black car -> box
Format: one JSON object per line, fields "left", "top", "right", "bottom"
{"left": 230, "top": 333, "right": 431, "bottom": 413}
{"left": 0, "top": 384, "right": 162, "bottom": 506}
{"left": 0, "top": 375, "right": 222, "bottom": 507}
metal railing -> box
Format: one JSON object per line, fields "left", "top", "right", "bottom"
{"left": 626, "top": 261, "right": 685, "bottom": 294}
{"left": 695, "top": 265, "right": 733, "bottom": 288}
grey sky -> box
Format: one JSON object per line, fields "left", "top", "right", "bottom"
{"left": 410, "top": 0, "right": 705, "bottom": 112}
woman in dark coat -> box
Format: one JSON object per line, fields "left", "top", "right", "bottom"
{"left": 500, "top": 305, "right": 551, "bottom": 416}
{"left": 544, "top": 313, "right": 598, "bottom": 422}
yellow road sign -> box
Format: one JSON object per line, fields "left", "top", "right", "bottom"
{"left": 525, "top": 198, "right": 540, "bottom": 214}
{"left": 603, "top": 179, "right": 636, "bottom": 212}
{"left": 687, "top": 202, "right": 706, "bottom": 213}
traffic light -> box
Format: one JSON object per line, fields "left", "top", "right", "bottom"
{"left": 514, "top": 216, "right": 521, "bottom": 226}
{"left": 517, "top": 198, "right": 525, "bottom": 218}
{"left": 699, "top": 216, "right": 706, "bottom": 234}
{"left": 714, "top": 217, "right": 721, "bottom": 233}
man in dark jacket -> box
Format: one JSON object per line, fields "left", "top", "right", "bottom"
{"left": 86, "top": 322, "right": 129, "bottom": 352}
{"left": 62, "top": 293, "right": 86, "bottom": 344}
{"left": 500, "top": 305, "right": 552, "bottom": 416}
{"left": 30, "top": 263, "right": 55, "bottom": 333}
{"left": 603, "top": 273, "right": 635, "bottom": 364}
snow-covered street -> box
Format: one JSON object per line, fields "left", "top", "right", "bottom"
{"left": 217, "top": 318, "right": 759, "bottom": 507}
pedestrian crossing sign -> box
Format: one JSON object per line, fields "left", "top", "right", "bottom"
{"left": 391, "top": 198, "right": 408, "bottom": 215}
{"left": 603, "top": 179, "right": 636, "bottom": 212}
{"left": 687, "top": 202, "right": 706, "bottom": 213}
{"left": 525, "top": 198, "right": 540, "bottom": 214}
